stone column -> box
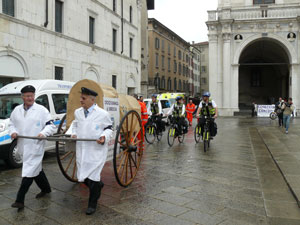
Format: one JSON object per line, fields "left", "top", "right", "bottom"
{"left": 208, "top": 34, "right": 219, "bottom": 103}
{"left": 222, "top": 33, "right": 231, "bottom": 115}
{"left": 290, "top": 64, "right": 299, "bottom": 115}
{"left": 232, "top": 64, "right": 239, "bottom": 112}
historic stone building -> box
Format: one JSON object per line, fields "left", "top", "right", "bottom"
{"left": 193, "top": 41, "right": 209, "bottom": 96}
{"left": 207, "top": 0, "right": 300, "bottom": 116}
{"left": 148, "top": 18, "right": 193, "bottom": 97}
{"left": 190, "top": 43, "right": 201, "bottom": 97}
{"left": 0, "top": 0, "right": 149, "bottom": 95}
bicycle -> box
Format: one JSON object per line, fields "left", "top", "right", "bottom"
{"left": 195, "top": 115, "right": 212, "bottom": 152}
{"left": 145, "top": 115, "right": 164, "bottom": 144}
{"left": 167, "top": 116, "right": 186, "bottom": 147}
{"left": 269, "top": 111, "right": 278, "bottom": 120}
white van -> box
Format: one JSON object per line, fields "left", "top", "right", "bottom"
{"left": 0, "top": 80, "right": 74, "bottom": 168}
{"left": 144, "top": 98, "right": 172, "bottom": 124}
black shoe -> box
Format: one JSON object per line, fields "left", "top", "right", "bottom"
{"left": 86, "top": 207, "right": 96, "bottom": 215}
{"left": 36, "top": 191, "right": 51, "bottom": 199}
{"left": 11, "top": 202, "right": 24, "bottom": 209}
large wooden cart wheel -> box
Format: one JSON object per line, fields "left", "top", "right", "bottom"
{"left": 113, "top": 110, "right": 144, "bottom": 187}
{"left": 55, "top": 114, "right": 78, "bottom": 182}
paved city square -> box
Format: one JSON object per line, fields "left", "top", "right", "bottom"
{"left": 1, "top": 117, "right": 300, "bottom": 225}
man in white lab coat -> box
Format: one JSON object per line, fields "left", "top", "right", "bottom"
{"left": 71, "top": 87, "right": 113, "bottom": 215}
{"left": 9, "top": 85, "right": 56, "bottom": 209}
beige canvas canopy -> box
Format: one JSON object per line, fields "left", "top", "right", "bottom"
{"left": 66, "top": 79, "right": 141, "bottom": 129}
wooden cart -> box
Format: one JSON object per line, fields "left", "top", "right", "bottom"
{"left": 55, "top": 79, "right": 144, "bottom": 187}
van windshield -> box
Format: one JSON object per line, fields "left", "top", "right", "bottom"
{"left": 0, "top": 95, "right": 23, "bottom": 119}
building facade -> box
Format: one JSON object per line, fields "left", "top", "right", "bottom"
{"left": 0, "top": 0, "right": 146, "bottom": 94}
{"left": 148, "top": 18, "right": 192, "bottom": 97}
{"left": 190, "top": 45, "right": 201, "bottom": 97}
{"left": 193, "top": 42, "right": 209, "bottom": 95}
{"left": 207, "top": 0, "right": 300, "bottom": 115}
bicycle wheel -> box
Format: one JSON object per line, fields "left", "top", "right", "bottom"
{"left": 167, "top": 126, "right": 176, "bottom": 147}
{"left": 145, "top": 124, "right": 156, "bottom": 144}
{"left": 178, "top": 131, "right": 185, "bottom": 143}
{"left": 270, "top": 112, "right": 277, "bottom": 120}
{"left": 194, "top": 125, "right": 201, "bottom": 143}
{"left": 203, "top": 130, "right": 208, "bottom": 152}
{"left": 156, "top": 131, "right": 163, "bottom": 141}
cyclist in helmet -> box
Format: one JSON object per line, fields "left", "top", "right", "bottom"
{"left": 147, "top": 94, "right": 165, "bottom": 133}
{"left": 196, "top": 92, "right": 218, "bottom": 137}
{"left": 167, "top": 96, "right": 188, "bottom": 135}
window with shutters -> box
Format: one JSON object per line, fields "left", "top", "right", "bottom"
{"left": 168, "top": 58, "right": 171, "bottom": 71}
{"left": 112, "top": 29, "right": 117, "bottom": 52}
{"left": 167, "top": 77, "right": 172, "bottom": 91}
{"left": 174, "top": 78, "right": 177, "bottom": 91}
{"left": 129, "top": 38, "right": 133, "bottom": 58}
{"left": 89, "top": 17, "right": 95, "bottom": 44}
{"left": 55, "top": 66, "right": 63, "bottom": 80}
{"left": 55, "top": 0, "right": 63, "bottom": 33}
{"left": 112, "top": 75, "right": 117, "bottom": 89}
{"left": 129, "top": 6, "right": 132, "bottom": 23}
{"left": 161, "top": 55, "right": 165, "bottom": 69}
{"left": 155, "top": 53, "right": 159, "bottom": 68}
{"left": 113, "top": 0, "right": 117, "bottom": 12}
{"left": 155, "top": 38, "right": 160, "bottom": 49}
{"left": 253, "top": 0, "right": 274, "bottom": 4}
{"left": 161, "top": 39, "right": 165, "bottom": 52}
{"left": 2, "top": 0, "right": 14, "bottom": 17}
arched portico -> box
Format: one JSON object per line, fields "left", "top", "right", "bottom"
{"left": 231, "top": 34, "right": 298, "bottom": 113}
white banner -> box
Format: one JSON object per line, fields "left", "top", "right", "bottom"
{"left": 257, "top": 105, "right": 275, "bottom": 117}
{"left": 103, "top": 97, "right": 119, "bottom": 161}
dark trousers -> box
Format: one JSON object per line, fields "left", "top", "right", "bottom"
{"left": 199, "top": 117, "right": 215, "bottom": 136}
{"left": 175, "top": 117, "right": 185, "bottom": 134}
{"left": 16, "top": 170, "right": 51, "bottom": 203}
{"left": 84, "top": 178, "right": 104, "bottom": 209}
{"left": 278, "top": 113, "right": 283, "bottom": 126}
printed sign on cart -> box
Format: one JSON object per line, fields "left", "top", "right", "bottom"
{"left": 257, "top": 105, "right": 275, "bottom": 117}
{"left": 103, "top": 97, "right": 120, "bottom": 161}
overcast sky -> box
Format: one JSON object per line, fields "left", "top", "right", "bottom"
{"left": 148, "top": 0, "right": 218, "bottom": 43}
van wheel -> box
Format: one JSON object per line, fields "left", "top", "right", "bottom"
{"left": 5, "top": 141, "right": 22, "bottom": 168}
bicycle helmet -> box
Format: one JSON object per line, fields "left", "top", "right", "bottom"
{"left": 176, "top": 96, "right": 183, "bottom": 101}
{"left": 202, "top": 91, "right": 211, "bottom": 97}
{"left": 152, "top": 94, "right": 158, "bottom": 98}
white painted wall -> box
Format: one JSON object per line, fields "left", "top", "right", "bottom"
{"left": 0, "top": 0, "right": 143, "bottom": 94}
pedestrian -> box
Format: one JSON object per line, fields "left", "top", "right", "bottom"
{"left": 282, "top": 97, "right": 295, "bottom": 134}
{"left": 251, "top": 101, "right": 256, "bottom": 117}
{"left": 275, "top": 97, "right": 284, "bottom": 126}
{"left": 134, "top": 94, "right": 148, "bottom": 150}
{"left": 71, "top": 87, "right": 113, "bottom": 215}
{"left": 186, "top": 99, "right": 195, "bottom": 126}
{"left": 9, "top": 85, "right": 56, "bottom": 209}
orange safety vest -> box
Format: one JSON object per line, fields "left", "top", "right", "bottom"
{"left": 139, "top": 101, "right": 148, "bottom": 125}
{"left": 186, "top": 103, "right": 195, "bottom": 114}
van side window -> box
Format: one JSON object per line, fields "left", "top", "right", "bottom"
{"left": 52, "top": 94, "right": 68, "bottom": 114}
{"left": 35, "top": 95, "right": 50, "bottom": 111}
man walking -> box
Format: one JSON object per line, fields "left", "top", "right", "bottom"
{"left": 71, "top": 87, "right": 113, "bottom": 215}
{"left": 275, "top": 97, "right": 284, "bottom": 126}
{"left": 9, "top": 85, "right": 56, "bottom": 209}
{"left": 282, "top": 97, "right": 295, "bottom": 134}
{"left": 186, "top": 99, "right": 195, "bottom": 126}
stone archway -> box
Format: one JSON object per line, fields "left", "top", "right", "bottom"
{"left": 237, "top": 37, "right": 291, "bottom": 108}
{"left": 85, "top": 67, "right": 100, "bottom": 82}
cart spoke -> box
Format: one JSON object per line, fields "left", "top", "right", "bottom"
{"left": 129, "top": 153, "right": 138, "bottom": 168}
{"left": 120, "top": 153, "right": 129, "bottom": 182}
{"left": 72, "top": 161, "right": 77, "bottom": 179}
{"left": 133, "top": 140, "right": 142, "bottom": 146}
{"left": 128, "top": 153, "right": 133, "bottom": 178}
{"left": 65, "top": 152, "right": 75, "bottom": 173}
{"left": 60, "top": 150, "right": 72, "bottom": 161}
{"left": 129, "top": 113, "right": 135, "bottom": 140}
{"left": 117, "top": 151, "right": 128, "bottom": 174}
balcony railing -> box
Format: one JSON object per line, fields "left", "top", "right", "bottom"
{"left": 208, "top": 4, "right": 300, "bottom": 21}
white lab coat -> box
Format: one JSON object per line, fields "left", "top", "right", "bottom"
{"left": 9, "top": 103, "right": 56, "bottom": 177}
{"left": 72, "top": 105, "right": 113, "bottom": 182}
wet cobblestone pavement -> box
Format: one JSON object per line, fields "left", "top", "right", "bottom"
{"left": 1, "top": 117, "right": 300, "bottom": 225}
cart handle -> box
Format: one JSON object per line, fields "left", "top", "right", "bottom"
{"left": 17, "top": 135, "right": 99, "bottom": 142}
